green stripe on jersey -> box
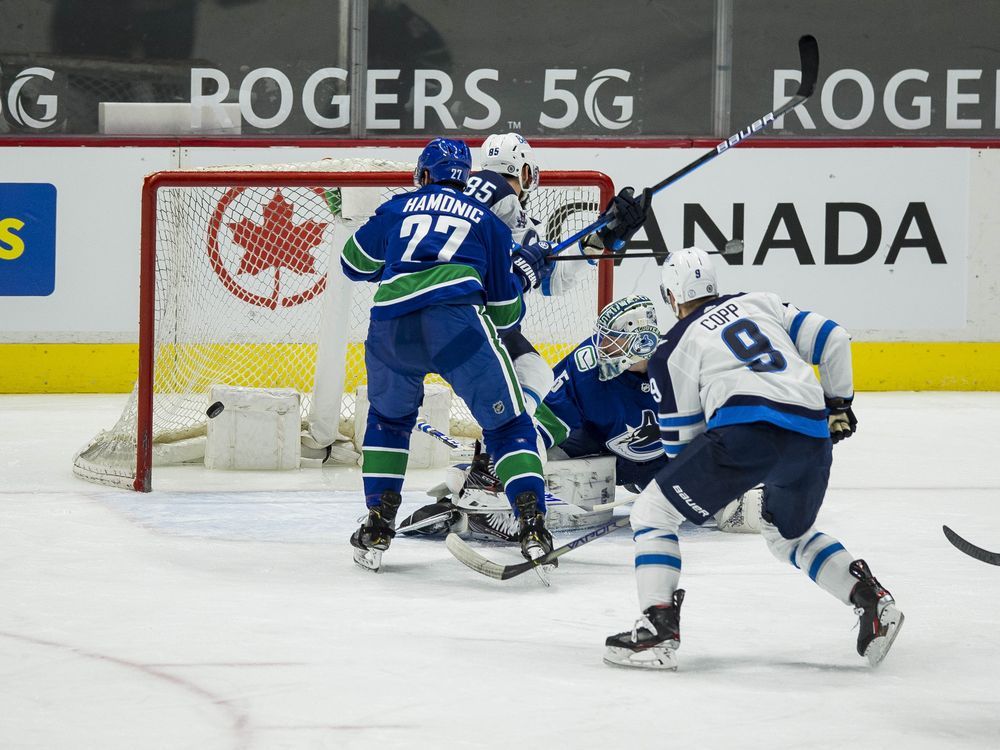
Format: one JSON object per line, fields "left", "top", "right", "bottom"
{"left": 485, "top": 295, "right": 523, "bottom": 329}
{"left": 374, "top": 264, "right": 482, "bottom": 305}
{"left": 343, "top": 234, "right": 383, "bottom": 274}
{"left": 534, "top": 402, "right": 569, "bottom": 447}
{"left": 494, "top": 450, "right": 544, "bottom": 485}
{"left": 478, "top": 308, "right": 525, "bottom": 413}
{"left": 362, "top": 448, "right": 409, "bottom": 477}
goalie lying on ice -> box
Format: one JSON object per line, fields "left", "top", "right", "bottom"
{"left": 399, "top": 294, "right": 763, "bottom": 540}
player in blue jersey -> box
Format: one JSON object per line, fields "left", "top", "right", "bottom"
{"left": 464, "top": 133, "right": 650, "bottom": 414}
{"left": 535, "top": 294, "right": 667, "bottom": 491}
{"left": 340, "top": 137, "right": 554, "bottom": 572}
{"left": 604, "top": 247, "right": 903, "bottom": 671}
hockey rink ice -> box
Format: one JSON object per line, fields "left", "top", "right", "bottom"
{"left": 1, "top": 392, "right": 998, "bottom": 749}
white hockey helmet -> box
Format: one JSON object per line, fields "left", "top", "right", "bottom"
{"left": 660, "top": 247, "right": 719, "bottom": 315}
{"left": 480, "top": 133, "right": 540, "bottom": 193}
{"left": 593, "top": 294, "right": 660, "bottom": 381}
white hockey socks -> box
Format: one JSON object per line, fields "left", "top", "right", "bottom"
{"left": 762, "top": 522, "right": 857, "bottom": 605}
{"left": 631, "top": 480, "right": 687, "bottom": 611}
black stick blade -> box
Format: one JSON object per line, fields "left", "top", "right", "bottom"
{"left": 943, "top": 525, "right": 1000, "bottom": 565}
{"left": 795, "top": 34, "right": 820, "bottom": 98}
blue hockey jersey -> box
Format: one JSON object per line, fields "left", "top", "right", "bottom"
{"left": 535, "top": 340, "right": 663, "bottom": 463}
{"left": 341, "top": 183, "right": 525, "bottom": 329}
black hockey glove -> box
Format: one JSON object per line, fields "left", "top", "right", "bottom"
{"left": 826, "top": 396, "right": 858, "bottom": 443}
{"left": 595, "top": 186, "right": 651, "bottom": 252}
{"left": 511, "top": 230, "right": 554, "bottom": 292}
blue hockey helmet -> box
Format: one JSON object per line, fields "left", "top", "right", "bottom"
{"left": 413, "top": 138, "right": 472, "bottom": 188}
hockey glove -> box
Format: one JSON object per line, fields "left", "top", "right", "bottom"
{"left": 578, "top": 232, "right": 606, "bottom": 258}
{"left": 595, "top": 186, "right": 652, "bottom": 252}
{"left": 512, "top": 230, "right": 554, "bottom": 292}
{"left": 826, "top": 396, "right": 858, "bottom": 443}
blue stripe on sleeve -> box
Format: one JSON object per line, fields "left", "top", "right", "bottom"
{"left": 808, "top": 542, "right": 845, "bottom": 581}
{"left": 633, "top": 527, "right": 656, "bottom": 540}
{"left": 635, "top": 554, "right": 682, "bottom": 570}
{"left": 789, "top": 311, "right": 809, "bottom": 344}
{"left": 812, "top": 320, "right": 838, "bottom": 365}
{"left": 659, "top": 412, "right": 705, "bottom": 427}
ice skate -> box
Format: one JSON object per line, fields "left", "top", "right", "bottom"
{"left": 515, "top": 492, "right": 555, "bottom": 584}
{"left": 350, "top": 491, "right": 402, "bottom": 572}
{"left": 849, "top": 559, "right": 904, "bottom": 666}
{"left": 604, "top": 590, "right": 685, "bottom": 670}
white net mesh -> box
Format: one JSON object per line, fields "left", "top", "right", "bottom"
{"left": 73, "top": 160, "right": 611, "bottom": 490}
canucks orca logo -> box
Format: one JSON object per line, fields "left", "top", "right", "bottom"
{"left": 605, "top": 409, "right": 661, "bottom": 462}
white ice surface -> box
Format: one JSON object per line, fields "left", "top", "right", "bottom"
{"left": 1, "top": 393, "right": 1000, "bottom": 749}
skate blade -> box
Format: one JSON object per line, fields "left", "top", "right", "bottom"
{"left": 603, "top": 645, "right": 678, "bottom": 671}
{"left": 531, "top": 562, "right": 553, "bottom": 587}
{"left": 865, "top": 607, "right": 904, "bottom": 667}
{"left": 353, "top": 547, "right": 383, "bottom": 572}
{"left": 524, "top": 544, "right": 553, "bottom": 587}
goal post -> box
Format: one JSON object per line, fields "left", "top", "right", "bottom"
{"left": 73, "top": 160, "right": 614, "bottom": 492}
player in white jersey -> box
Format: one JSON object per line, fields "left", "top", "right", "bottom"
{"left": 603, "top": 247, "right": 903, "bottom": 671}
{"left": 467, "top": 132, "right": 648, "bottom": 413}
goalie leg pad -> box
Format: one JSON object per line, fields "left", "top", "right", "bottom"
{"left": 714, "top": 486, "right": 764, "bottom": 534}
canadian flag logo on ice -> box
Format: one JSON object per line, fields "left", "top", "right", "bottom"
{"left": 207, "top": 188, "right": 329, "bottom": 308}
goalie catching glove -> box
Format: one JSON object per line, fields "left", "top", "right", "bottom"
{"left": 585, "top": 186, "right": 651, "bottom": 253}
{"left": 511, "top": 230, "right": 554, "bottom": 291}
{"left": 826, "top": 396, "right": 858, "bottom": 443}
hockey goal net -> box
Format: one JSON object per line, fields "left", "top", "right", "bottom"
{"left": 73, "top": 159, "right": 614, "bottom": 491}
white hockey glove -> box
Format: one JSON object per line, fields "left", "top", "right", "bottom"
{"left": 826, "top": 397, "right": 858, "bottom": 444}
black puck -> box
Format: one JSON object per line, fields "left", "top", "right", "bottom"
{"left": 206, "top": 401, "right": 225, "bottom": 418}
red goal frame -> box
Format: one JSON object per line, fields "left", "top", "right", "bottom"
{"left": 134, "top": 169, "right": 615, "bottom": 491}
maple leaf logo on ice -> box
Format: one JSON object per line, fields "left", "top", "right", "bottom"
{"left": 228, "top": 190, "right": 326, "bottom": 277}
{"left": 207, "top": 187, "right": 331, "bottom": 309}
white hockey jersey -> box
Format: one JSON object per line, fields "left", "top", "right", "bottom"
{"left": 464, "top": 169, "right": 593, "bottom": 297}
{"left": 648, "top": 292, "right": 853, "bottom": 458}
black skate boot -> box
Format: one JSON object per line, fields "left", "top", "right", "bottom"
{"left": 604, "top": 590, "right": 685, "bottom": 670}
{"left": 515, "top": 492, "right": 553, "bottom": 561}
{"left": 514, "top": 492, "right": 555, "bottom": 584}
{"left": 350, "top": 491, "right": 402, "bottom": 572}
{"left": 849, "top": 559, "right": 904, "bottom": 666}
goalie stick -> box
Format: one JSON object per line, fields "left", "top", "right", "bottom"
{"left": 446, "top": 514, "right": 632, "bottom": 581}
{"left": 942, "top": 525, "right": 1000, "bottom": 566}
{"left": 546, "top": 34, "right": 819, "bottom": 258}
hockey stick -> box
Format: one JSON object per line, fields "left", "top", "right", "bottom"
{"left": 942, "top": 525, "right": 1000, "bottom": 566}
{"left": 445, "top": 514, "right": 632, "bottom": 581}
{"left": 549, "top": 239, "right": 745, "bottom": 262}
{"left": 546, "top": 34, "right": 819, "bottom": 258}
{"left": 414, "top": 420, "right": 466, "bottom": 449}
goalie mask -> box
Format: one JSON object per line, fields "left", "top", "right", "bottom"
{"left": 480, "top": 133, "right": 540, "bottom": 194}
{"left": 660, "top": 246, "right": 719, "bottom": 316}
{"left": 593, "top": 295, "right": 660, "bottom": 381}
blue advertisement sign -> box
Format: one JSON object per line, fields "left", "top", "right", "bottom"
{"left": 0, "top": 183, "right": 57, "bottom": 296}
